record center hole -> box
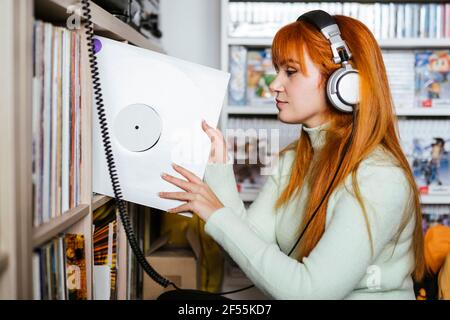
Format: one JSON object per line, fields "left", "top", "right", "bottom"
{"left": 135, "top": 125, "right": 139, "bottom": 130}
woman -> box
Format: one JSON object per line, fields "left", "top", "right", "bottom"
{"left": 158, "top": 13, "right": 425, "bottom": 299}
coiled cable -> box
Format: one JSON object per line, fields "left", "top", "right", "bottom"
{"left": 81, "top": 0, "right": 171, "bottom": 289}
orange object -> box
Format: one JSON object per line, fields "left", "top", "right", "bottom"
{"left": 424, "top": 225, "right": 450, "bottom": 275}
{"left": 438, "top": 252, "right": 450, "bottom": 300}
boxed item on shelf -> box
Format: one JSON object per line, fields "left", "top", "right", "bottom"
{"left": 143, "top": 226, "right": 201, "bottom": 300}
{"left": 229, "top": 45, "right": 247, "bottom": 106}
{"left": 415, "top": 50, "right": 450, "bottom": 108}
{"left": 399, "top": 120, "right": 450, "bottom": 196}
{"left": 246, "top": 48, "right": 276, "bottom": 106}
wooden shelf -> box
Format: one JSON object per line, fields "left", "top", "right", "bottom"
{"left": 33, "top": 204, "right": 90, "bottom": 248}
{"left": 35, "top": 0, "right": 165, "bottom": 53}
{"left": 92, "top": 194, "right": 113, "bottom": 211}
{"left": 0, "top": 252, "right": 8, "bottom": 276}
{"left": 228, "top": 37, "right": 450, "bottom": 49}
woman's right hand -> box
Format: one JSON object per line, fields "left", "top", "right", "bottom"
{"left": 202, "top": 120, "right": 228, "bottom": 164}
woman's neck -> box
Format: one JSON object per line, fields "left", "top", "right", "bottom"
{"left": 302, "top": 122, "right": 330, "bottom": 151}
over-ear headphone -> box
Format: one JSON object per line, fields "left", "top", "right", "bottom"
{"left": 297, "top": 10, "right": 359, "bottom": 113}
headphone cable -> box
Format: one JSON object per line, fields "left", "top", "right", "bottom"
{"left": 201, "top": 109, "right": 358, "bottom": 296}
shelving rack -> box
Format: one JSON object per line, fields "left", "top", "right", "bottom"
{"left": 0, "top": 0, "right": 162, "bottom": 299}
{"left": 219, "top": 0, "right": 450, "bottom": 205}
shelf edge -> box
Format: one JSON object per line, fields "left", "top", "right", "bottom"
{"left": 32, "top": 204, "right": 90, "bottom": 248}
{"left": 92, "top": 194, "right": 113, "bottom": 211}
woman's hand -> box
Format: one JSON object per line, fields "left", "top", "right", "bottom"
{"left": 158, "top": 163, "right": 224, "bottom": 222}
{"left": 202, "top": 120, "right": 228, "bottom": 164}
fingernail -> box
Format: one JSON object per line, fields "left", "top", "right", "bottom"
{"left": 172, "top": 163, "right": 178, "bottom": 169}
{"left": 161, "top": 172, "right": 167, "bottom": 178}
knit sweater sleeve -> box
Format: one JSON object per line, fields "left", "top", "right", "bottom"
{"left": 204, "top": 163, "right": 413, "bottom": 299}
{"left": 202, "top": 154, "right": 285, "bottom": 244}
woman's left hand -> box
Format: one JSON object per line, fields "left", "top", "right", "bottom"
{"left": 158, "top": 163, "right": 224, "bottom": 222}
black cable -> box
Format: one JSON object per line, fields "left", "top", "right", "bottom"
{"left": 286, "top": 109, "right": 357, "bottom": 257}
{"left": 81, "top": 0, "right": 172, "bottom": 289}
{"left": 205, "top": 109, "right": 358, "bottom": 296}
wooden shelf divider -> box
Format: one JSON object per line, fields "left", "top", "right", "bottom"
{"left": 92, "top": 194, "right": 114, "bottom": 211}
{"left": 32, "top": 204, "right": 90, "bottom": 248}
{"left": 35, "top": 0, "right": 165, "bottom": 53}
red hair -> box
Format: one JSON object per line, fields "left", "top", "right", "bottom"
{"left": 272, "top": 15, "right": 425, "bottom": 282}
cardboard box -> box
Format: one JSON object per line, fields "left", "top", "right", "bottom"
{"left": 143, "top": 226, "right": 201, "bottom": 300}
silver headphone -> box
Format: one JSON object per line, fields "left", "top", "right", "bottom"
{"left": 297, "top": 10, "right": 359, "bottom": 113}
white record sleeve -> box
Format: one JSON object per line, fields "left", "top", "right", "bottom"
{"left": 92, "top": 36, "right": 230, "bottom": 215}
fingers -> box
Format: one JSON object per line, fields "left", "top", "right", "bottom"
{"left": 161, "top": 172, "right": 197, "bottom": 192}
{"left": 158, "top": 191, "right": 196, "bottom": 201}
{"left": 166, "top": 203, "right": 192, "bottom": 214}
{"left": 172, "top": 163, "right": 202, "bottom": 184}
{"left": 202, "top": 120, "right": 224, "bottom": 140}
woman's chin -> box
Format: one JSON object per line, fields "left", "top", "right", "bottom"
{"left": 277, "top": 111, "right": 293, "bottom": 124}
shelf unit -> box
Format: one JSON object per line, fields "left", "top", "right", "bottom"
{"left": 227, "top": 37, "right": 450, "bottom": 48}
{"left": 240, "top": 190, "right": 450, "bottom": 205}
{"left": 0, "top": 0, "right": 162, "bottom": 299}
{"left": 228, "top": 105, "right": 450, "bottom": 117}
{"left": 219, "top": 0, "right": 450, "bottom": 205}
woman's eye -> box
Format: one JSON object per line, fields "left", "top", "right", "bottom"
{"left": 286, "top": 69, "right": 296, "bottom": 77}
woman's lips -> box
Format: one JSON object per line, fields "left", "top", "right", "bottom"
{"left": 276, "top": 99, "right": 287, "bottom": 109}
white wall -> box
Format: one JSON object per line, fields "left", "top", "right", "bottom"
{"left": 160, "top": 0, "right": 221, "bottom": 69}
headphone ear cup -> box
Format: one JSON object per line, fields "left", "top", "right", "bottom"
{"left": 326, "top": 67, "right": 360, "bottom": 113}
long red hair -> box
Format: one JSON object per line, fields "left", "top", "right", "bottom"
{"left": 271, "top": 15, "right": 425, "bottom": 282}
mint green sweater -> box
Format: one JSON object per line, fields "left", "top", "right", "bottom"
{"left": 203, "top": 123, "right": 417, "bottom": 300}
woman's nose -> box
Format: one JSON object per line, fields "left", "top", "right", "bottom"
{"left": 269, "top": 75, "right": 283, "bottom": 93}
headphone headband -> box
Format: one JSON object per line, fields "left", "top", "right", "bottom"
{"left": 297, "top": 10, "right": 352, "bottom": 64}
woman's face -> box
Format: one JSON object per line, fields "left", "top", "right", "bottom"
{"left": 270, "top": 49, "right": 329, "bottom": 128}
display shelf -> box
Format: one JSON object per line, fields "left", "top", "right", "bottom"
{"left": 227, "top": 106, "right": 450, "bottom": 117}
{"left": 35, "top": 0, "right": 165, "bottom": 53}
{"left": 227, "top": 106, "right": 278, "bottom": 115}
{"left": 32, "top": 204, "right": 90, "bottom": 248}
{"left": 420, "top": 195, "right": 450, "bottom": 205}
{"left": 92, "top": 194, "right": 114, "bottom": 211}
{"left": 240, "top": 191, "right": 450, "bottom": 205}
{"left": 239, "top": 191, "right": 259, "bottom": 202}
{"left": 396, "top": 108, "right": 450, "bottom": 117}
{"left": 227, "top": 37, "right": 450, "bottom": 49}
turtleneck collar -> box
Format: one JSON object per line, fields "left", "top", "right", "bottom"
{"left": 302, "top": 122, "right": 330, "bottom": 151}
